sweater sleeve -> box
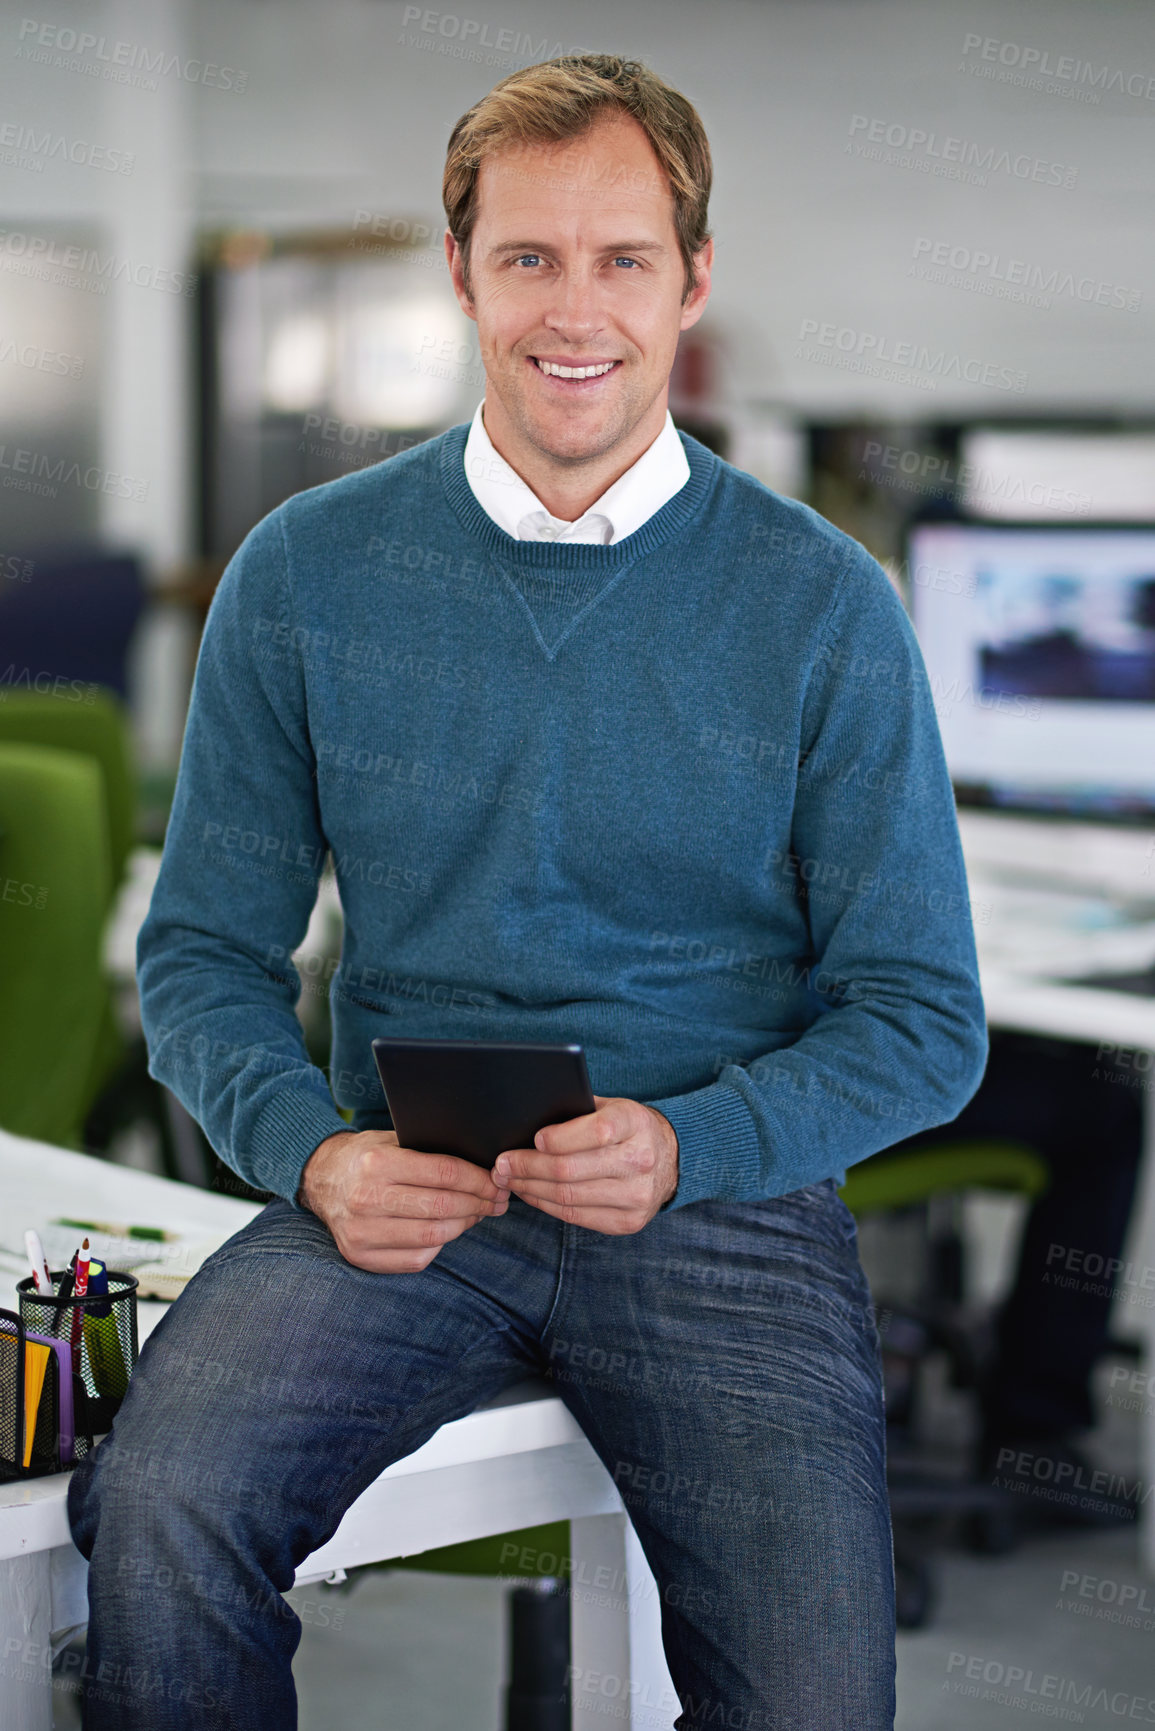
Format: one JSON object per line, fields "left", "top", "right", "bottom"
{"left": 136, "top": 509, "right": 351, "bottom": 1201}
{"left": 649, "top": 542, "right": 989, "bottom": 1209}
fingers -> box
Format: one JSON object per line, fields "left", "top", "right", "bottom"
{"left": 381, "top": 1145, "right": 508, "bottom": 1202}
{"left": 339, "top": 1242, "right": 446, "bottom": 1275}
{"left": 378, "top": 1182, "right": 509, "bottom": 1222}
{"left": 496, "top": 1145, "right": 650, "bottom": 1187}
{"left": 506, "top": 1193, "right": 651, "bottom": 1236}
{"left": 495, "top": 1098, "right": 664, "bottom": 1234}
{"left": 345, "top": 1163, "right": 496, "bottom": 1221}
{"left": 335, "top": 1202, "right": 496, "bottom": 1271}
{"left": 528, "top": 1102, "right": 621, "bottom": 1156}
{"left": 519, "top": 1096, "right": 655, "bottom": 1159}
{"left": 306, "top": 1131, "right": 513, "bottom": 1274}
{"left": 504, "top": 1176, "right": 637, "bottom": 1211}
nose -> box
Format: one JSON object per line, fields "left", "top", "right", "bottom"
{"left": 541, "top": 262, "right": 604, "bottom": 344}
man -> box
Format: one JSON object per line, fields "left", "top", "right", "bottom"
{"left": 69, "top": 54, "right": 986, "bottom": 1730}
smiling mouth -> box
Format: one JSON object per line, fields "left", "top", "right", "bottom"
{"left": 529, "top": 357, "right": 622, "bottom": 381}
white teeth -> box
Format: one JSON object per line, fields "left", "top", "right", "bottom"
{"left": 534, "top": 359, "right": 617, "bottom": 379}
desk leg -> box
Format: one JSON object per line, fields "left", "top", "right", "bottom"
{"left": 0, "top": 1552, "right": 53, "bottom": 1731}
{"left": 569, "top": 1512, "right": 630, "bottom": 1727}
{"left": 621, "top": 1520, "right": 679, "bottom": 1730}
{"left": 568, "top": 1511, "right": 679, "bottom": 1730}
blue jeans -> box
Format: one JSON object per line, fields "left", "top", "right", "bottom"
{"left": 67, "top": 1180, "right": 895, "bottom": 1728}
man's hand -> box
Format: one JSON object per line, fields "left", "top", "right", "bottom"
{"left": 298, "top": 1129, "right": 509, "bottom": 1273}
{"left": 492, "top": 1096, "right": 679, "bottom": 1235}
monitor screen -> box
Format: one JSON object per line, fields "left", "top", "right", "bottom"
{"left": 907, "top": 520, "right": 1155, "bottom": 819}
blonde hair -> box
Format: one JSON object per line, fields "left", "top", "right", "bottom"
{"left": 443, "top": 55, "right": 712, "bottom": 304}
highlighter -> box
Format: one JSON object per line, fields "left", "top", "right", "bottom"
{"left": 81, "top": 1260, "right": 129, "bottom": 1400}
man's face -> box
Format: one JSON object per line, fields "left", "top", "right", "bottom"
{"left": 447, "top": 110, "right": 712, "bottom": 466}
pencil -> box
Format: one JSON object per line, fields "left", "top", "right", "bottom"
{"left": 53, "top": 1217, "right": 177, "bottom": 1243}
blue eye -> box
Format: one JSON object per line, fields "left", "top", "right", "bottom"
{"left": 613, "top": 257, "right": 640, "bottom": 268}
{"left": 515, "top": 254, "right": 541, "bottom": 267}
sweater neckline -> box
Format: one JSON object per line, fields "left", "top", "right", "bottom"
{"left": 438, "top": 420, "right": 718, "bottom": 567}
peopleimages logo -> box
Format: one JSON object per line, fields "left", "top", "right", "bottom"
{"left": 944, "top": 1651, "right": 1155, "bottom": 1722}
{"left": 861, "top": 440, "right": 1093, "bottom": 516}
{"left": 398, "top": 6, "right": 588, "bottom": 63}
{"left": 960, "top": 33, "right": 1155, "bottom": 102}
{"left": 797, "top": 320, "right": 1027, "bottom": 393}
{"left": 847, "top": 114, "right": 1077, "bottom": 188}
{"left": 0, "top": 337, "right": 84, "bottom": 379}
{"left": 910, "top": 237, "right": 1141, "bottom": 313}
{"left": 15, "top": 19, "right": 249, "bottom": 93}
{"left": 0, "top": 119, "right": 134, "bottom": 174}
{"left": 0, "top": 444, "right": 147, "bottom": 501}
{"left": 0, "top": 228, "right": 196, "bottom": 296}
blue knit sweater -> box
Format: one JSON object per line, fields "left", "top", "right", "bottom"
{"left": 137, "top": 423, "right": 987, "bottom": 1209}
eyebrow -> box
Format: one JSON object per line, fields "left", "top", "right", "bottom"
{"left": 488, "top": 239, "right": 668, "bottom": 259}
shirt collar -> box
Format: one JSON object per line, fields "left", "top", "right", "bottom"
{"left": 463, "top": 399, "right": 690, "bottom": 545}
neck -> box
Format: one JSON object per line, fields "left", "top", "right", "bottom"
{"left": 480, "top": 391, "right": 668, "bottom": 521}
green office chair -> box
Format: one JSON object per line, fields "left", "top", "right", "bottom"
{"left": 0, "top": 743, "right": 112, "bottom": 1146}
{"left": 0, "top": 688, "right": 136, "bottom": 891}
{"left": 841, "top": 1141, "right": 1049, "bottom": 1219}
{"left": 382, "top": 1521, "right": 570, "bottom": 1582}
{"left": 0, "top": 688, "right": 138, "bottom": 1118}
{"left": 841, "top": 1138, "right": 1051, "bottom": 1628}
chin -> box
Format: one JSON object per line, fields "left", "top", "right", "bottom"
{"left": 535, "top": 425, "right": 614, "bottom": 458}
{"left": 523, "top": 408, "right": 631, "bottom": 463}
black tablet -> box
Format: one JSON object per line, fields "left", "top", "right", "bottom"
{"left": 370, "top": 1037, "right": 597, "bottom": 1169}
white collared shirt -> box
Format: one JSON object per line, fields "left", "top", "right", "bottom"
{"left": 463, "top": 398, "right": 690, "bottom": 545}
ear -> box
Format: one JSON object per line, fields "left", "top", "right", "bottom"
{"left": 444, "top": 230, "right": 477, "bottom": 321}
{"left": 679, "top": 237, "right": 714, "bottom": 331}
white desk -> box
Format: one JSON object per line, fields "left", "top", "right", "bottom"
{"left": 0, "top": 1132, "right": 678, "bottom": 1731}
{"left": 960, "top": 811, "right": 1155, "bottom": 1575}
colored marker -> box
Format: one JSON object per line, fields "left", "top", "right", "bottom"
{"left": 68, "top": 1239, "right": 91, "bottom": 1375}
{"left": 52, "top": 1251, "right": 78, "bottom": 1342}
{"left": 23, "top": 1229, "right": 53, "bottom": 1297}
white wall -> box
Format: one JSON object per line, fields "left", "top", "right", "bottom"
{"left": 1, "top": 0, "right": 195, "bottom": 565}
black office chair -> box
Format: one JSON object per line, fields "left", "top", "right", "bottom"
{"left": 841, "top": 1139, "right": 1051, "bottom": 1627}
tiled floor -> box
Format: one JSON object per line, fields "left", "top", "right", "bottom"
{"left": 894, "top": 1524, "right": 1154, "bottom": 1730}
{"left": 290, "top": 1570, "right": 508, "bottom": 1731}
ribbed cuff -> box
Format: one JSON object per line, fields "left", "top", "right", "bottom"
{"left": 645, "top": 1081, "right": 764, "bottom": 1210}
{"left": 247, "top": 1087, "right": 353, "bottom": 1204}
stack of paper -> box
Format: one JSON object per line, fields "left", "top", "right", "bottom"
{"left": 119, "top": 1232, "right": 238, "bottom": 1300}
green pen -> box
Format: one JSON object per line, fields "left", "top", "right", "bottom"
{"left": 53, "top": 1217, "right": 177, "bottom": 1244}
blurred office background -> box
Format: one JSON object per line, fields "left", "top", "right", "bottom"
{"left": 3, "top": 0, "right": 1155, "bottom": 1725}
{"left": 3, "top": 0, "right": 1154, "bottom": 801}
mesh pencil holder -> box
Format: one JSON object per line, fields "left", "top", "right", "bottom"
{"left": 17, "top": 1269, "right": 139, "bottom": 1457}
{"left": 0, "top": 1307, "right": 65, "bottom": 1480}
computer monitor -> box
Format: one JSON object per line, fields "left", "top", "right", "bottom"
{"left": 906, "top": 520, "right": 1155, "bottom": 819}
